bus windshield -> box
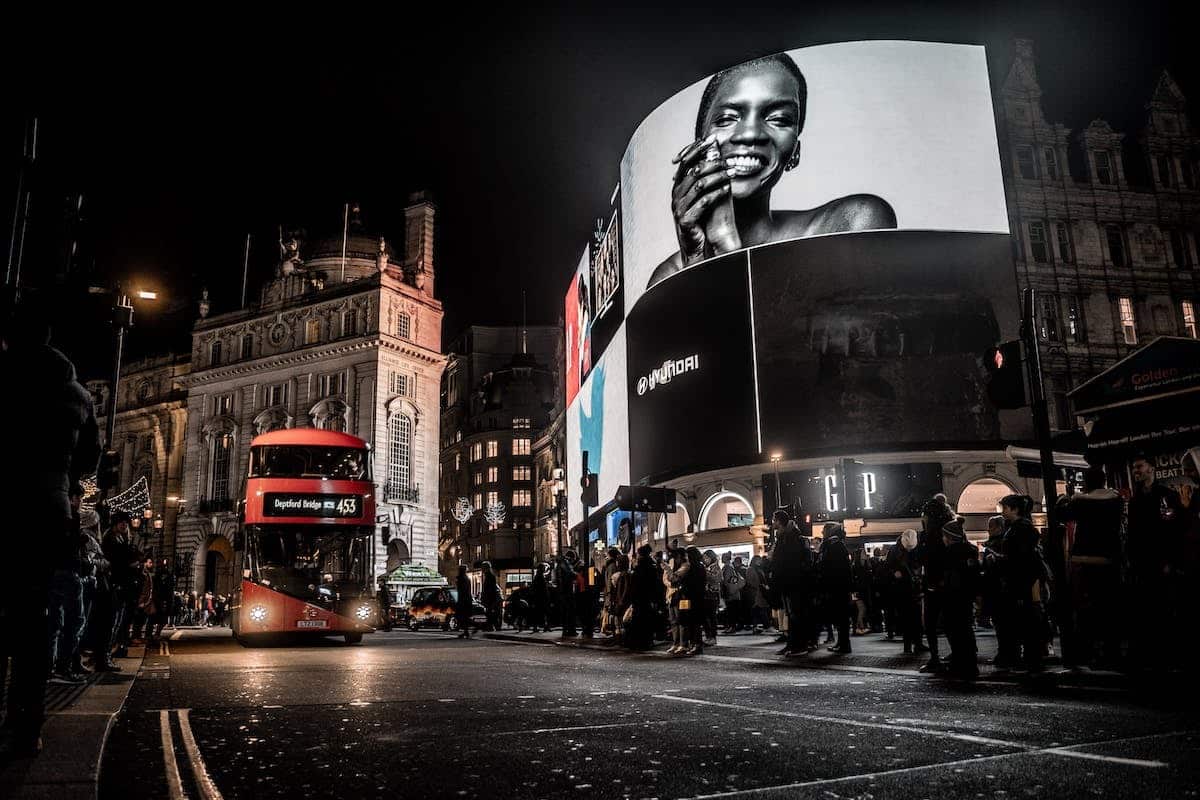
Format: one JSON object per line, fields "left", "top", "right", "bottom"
{"left": 248, "top": 525, "right": 370, "bottom": 603}
{"left": 248, "top": 445, "right": 372, "bottom": 481}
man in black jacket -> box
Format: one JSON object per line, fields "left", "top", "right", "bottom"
{"left": 768, "top": 510, "right": 815, "bottom": 657}
{"left": 941, "top": 519, "right": 981, "bottom": 679}
{"left": 0, "top": 297, "right": 101, "bottom": 758}
{"left": 917, "top": 498, "right": 954, "bottom": 673}
{"left": 819, "top": 524, "right": 853, "bottom": 653}
{"left": 1061, "top": 467, "right": 1124, "bottom": 667}
{"left": 555, "top": 551, "right": 579, "bottom": 637}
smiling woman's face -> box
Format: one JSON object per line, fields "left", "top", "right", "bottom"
{"left": 701, "top": 63, "right": 802, "bottom": 201}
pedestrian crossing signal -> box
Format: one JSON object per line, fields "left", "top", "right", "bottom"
{"left": 580, "top": 472, "right": 599, "bottom": 507}
{"left": 985, "top": 340, "right": 1026, "bottom": 409}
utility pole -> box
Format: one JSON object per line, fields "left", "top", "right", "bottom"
{"left": 1021, "top": 288, "right": 1058, "bottom": 535}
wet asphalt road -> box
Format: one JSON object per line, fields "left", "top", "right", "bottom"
{"left": 100, "top": 628, "right": 1199, "bottom": 800}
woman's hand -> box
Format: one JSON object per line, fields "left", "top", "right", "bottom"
{"left": 671, "top": 135, "right": 735, "bottom": 266}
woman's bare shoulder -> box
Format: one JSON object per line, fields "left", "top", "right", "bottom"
{"left": 647, "top": 251, "right": 684, "bottom": 290}
{"left": 775, "top": 195, "right": 897, "bottom": 238}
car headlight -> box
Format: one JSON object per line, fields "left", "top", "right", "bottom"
{"left": 249, "top": 605, "right": 268, "bottom": 622}
{"left": 355, "top": 604, "right": 372, "bottom": 620}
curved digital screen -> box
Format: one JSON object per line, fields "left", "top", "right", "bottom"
{"left": 567, "top": 40, "right": 1025, "bottom": 525}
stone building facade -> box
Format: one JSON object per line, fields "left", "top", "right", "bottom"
{"left": 175, "top": 196, "right": 445, "bottom": 596}
{"left": 438, "top": 325, "right": 560, "bottom": 584}
{"left": 87, "top": 354, "right": 189, "bottom": 566}
{"left": 999, "top": 39, "right": 1200, "bottom": 429}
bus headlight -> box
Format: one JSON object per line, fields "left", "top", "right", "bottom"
{"left": 355, "top": 604, "right": 372, "bottom": 620}
{"left": 249, "top": 605, "right": 268, "bottom": 622}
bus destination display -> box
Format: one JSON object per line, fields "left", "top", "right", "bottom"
{"left": 263, "top": 493, "right": 362, "bottom": 518}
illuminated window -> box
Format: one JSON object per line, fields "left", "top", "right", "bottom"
{"left": 396, "top": 312, "right": 411, "bottom": 340}
{"left": 1066, "top": 296, "right": 1088, "bottom": 343}
{"left": 470, "top": 442, "right": 483, "bottom": 462}
{"left": 486, "top": 491, "right": 500, "bottom": 507}
{"left": 240, "top": 334, "right": 254, "bottom": 360}
{"left": 1028, "top": 220, "right": 1049, "bottom": 263}
{"left": 1118, "top": 297, "right": 1138, "bottom": 345}
{"left": 1055, "top": 223, "right": 1073, "bottom": 263}
{"left": 513, "top": 466, "right": 531, "bottom": 482}
{"left": 209, "top": 340, "right": 222, "bottom": 367}
{"left": 512, "top": 417, "right": 531, "bottom": 429}
{"left": 486, "top": 466, "right": 498, "bottom": 483}
{"left": 513, "top": 489, "right": 532, "bottom": 507}
{"left": 387, "top": 413, "right": 412, "bottom": 494}
{"left": 1094, "top": 151, "right": 1114, "bottom": 185}
{"left": 1182, "top": 301, "right": 1198, "bottom": 339}
{"left": 1015, "top": 145, "right": 1037, "bottom": 179}
{"left": 473, "top": 492, "right": 483, "bottom": 510}
{"left": 210, "top": 433, "right": 233, "bottom": 502}
{"left": 512, "top": 438, "right": 531, "bottom": 456}
{"left": 486, "top": 440, "right": 499, "bottom": 459}
{"left": 473, "top": 472, "right": 483, "bottom": 487}
{"left": 1158, "top": 155, "right": 1175, "bottom": 188}
{"left": 1105, "top": 225, "right": 1127, "bottom": 267}
{"left": 454, "top": 452, "right": 461, "bottom": 471}
{"left": 305, "top": 318, "right": 321, "bottom": 345}
{"left": 1043, "top": 148, "right": 1059, "bottom": 180}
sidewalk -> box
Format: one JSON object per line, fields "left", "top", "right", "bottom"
{"left": 0, "top": 645, "right": 145, "bottom": 799}
{"left": 484, "top": 627, "right": 1133, "bottom": 689}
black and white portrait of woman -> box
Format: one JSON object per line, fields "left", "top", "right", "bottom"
{"left": 647, "top": 53, "right": 897, "bottom": 289}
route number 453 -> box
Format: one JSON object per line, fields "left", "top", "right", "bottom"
{"left": 337, "top": 497, "right": 359, "bottom": 515}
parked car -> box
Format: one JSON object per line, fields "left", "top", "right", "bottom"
{"left": 406, "top": 587, "right": 489, "bottom": 631}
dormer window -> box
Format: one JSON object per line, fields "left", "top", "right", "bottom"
{"left": 209, "top": 340, "right": 222, "bottom": 367}
{"left": 1094, "top": 151, "right": 1114, "bottom": 185}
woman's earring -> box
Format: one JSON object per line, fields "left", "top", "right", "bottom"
{"left": 786, "top": 149, "right": 801, "bottom": 171}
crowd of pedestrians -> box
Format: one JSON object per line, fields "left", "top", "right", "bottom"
{"left": 479, "top": 458, "right": 1199, "bottom": 679}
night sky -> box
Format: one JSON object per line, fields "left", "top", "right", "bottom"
{"left": 3, "top": 0, "right": 1193, "bottom": 377}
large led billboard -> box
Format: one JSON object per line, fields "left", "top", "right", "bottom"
{"left": 567, "top": 40, "right": 1024, "bottom": 511}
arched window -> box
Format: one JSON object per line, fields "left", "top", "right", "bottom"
{"left": 387, "top": 414, "right": 413, "bottom": 499}
{"left": 396, "top": 312, "right": 412, "bottom": 340}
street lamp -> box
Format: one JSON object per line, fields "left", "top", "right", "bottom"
{"left": 770, "top": 452, "right": 783, "bottom": 510}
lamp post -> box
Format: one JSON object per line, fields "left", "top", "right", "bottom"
{"left": 770, "top": 452, "right": 783, "bottom": 511}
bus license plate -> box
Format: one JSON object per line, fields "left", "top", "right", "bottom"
{"left": 296, "top": 620, "right": 328, "bottom": 629}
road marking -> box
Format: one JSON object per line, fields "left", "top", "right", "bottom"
{"left": 159, "top": 710, "right": 187, "bottom": 800}
{"left": 494, "top": 720, "right": 673, "bottom": 737}
{"left": 178, "top": 709, "right": 224, "bottom": 800}
{"left": 653, "top": 694, "right": 1022, "bottom": 748}
{"left": 1039, "top": 748, "right": 1167, "bottom": 768}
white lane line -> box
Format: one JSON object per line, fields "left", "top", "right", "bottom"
{"left": 653, "top": 694, "right": 1022, "bottom": 749}
{"left": 1040, "top": 748, "right": 1167, "bottom": 768}
{"left": 178, "top": 709, "right": 224, "bottom": 800}
{"left": 494, "top": 720, "right": 673, "bottom": 737}
{"left": 678, "top": 729, "right": 1184, "bottom": 799}
{"left": 159, "top": 710, "right": 187, "bottom": 800}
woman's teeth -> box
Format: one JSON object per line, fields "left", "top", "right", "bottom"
{"left": 726, "top": 155, "right": 765, "bottom": 174}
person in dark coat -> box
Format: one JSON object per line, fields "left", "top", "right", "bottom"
{"left": 0, "top": 297, "right": 100, "bottom": 757}
{"left": 885, "top": 530, "right": 924, "bottom": 654}
{"left": 554, "top": 551, "right": 579, "bottom": 637}
{"left": 480, "top": 562, "right": 501, "bottom": 631}
{"left": 940, "top": 519, "right": 981, "bottom": 679}
{"left": 768, "top": 510, "right": 815, "bottom": 657}
{"left": 1059, "top": 467, "right": 1124, "bottom": 668}
{"left": 625, "top": 546, "right": 660, "bottom": 650}
{"left": 917, "top": 498, "right": 954, "bottom": 672}
{"left": 819, "top": 523, "right": 853, "bottom": 653}
{"left": 1127, "top": 454, "right": 1185, "bottom": 668}
{"left": 529, "top": 562, "right": 551, "bottom": 632}
{"left": 678, "top": 547, "right": 708, "bottom": 655}
{"left": 376, "top": 576, "right": 393, "bottom": 632}
{"left": 454, "top": 566, "right": 474, "bottom": 639}
{"left": 990, "top": 494, "right": 1046, "bottom": 670}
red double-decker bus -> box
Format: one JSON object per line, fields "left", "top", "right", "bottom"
{"left": 230, "top": 429, "right": 379, "bottom": 645}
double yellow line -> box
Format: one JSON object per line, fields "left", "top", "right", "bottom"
{"left": 159, "top": 709, "right": 222, "bottom": 800}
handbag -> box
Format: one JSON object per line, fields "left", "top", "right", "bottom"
{"left": 678, "top": 598, "right": 692, "bottom": 611}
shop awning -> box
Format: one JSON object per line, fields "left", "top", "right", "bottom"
{"left": 1069, "top": 336, "right": 1200, "bottom": 415}
{"left": 1081, "top": 394, "right": 1200, "bottom": 459}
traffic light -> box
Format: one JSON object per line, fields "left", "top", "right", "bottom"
{"left": 985, "top": 340, "right": 1026, "bottom": 409}
{"left": 580, "top": 472, "right": 599, "bottom": 507}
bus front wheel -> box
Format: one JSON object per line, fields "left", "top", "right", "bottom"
{"left": 344, "top": 633, "right": 363, "bottom": 644}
